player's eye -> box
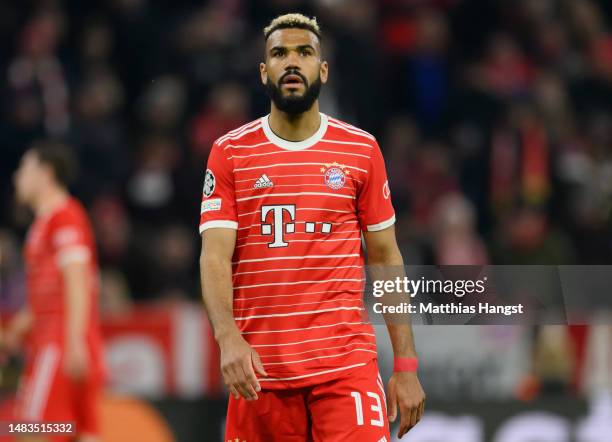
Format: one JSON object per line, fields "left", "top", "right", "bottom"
{"left": 300, "top": 48, "right": 313, "bottom": 56}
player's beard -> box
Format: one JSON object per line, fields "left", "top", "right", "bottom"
{"left": 266, "top": 71, "right": 322, "bottom": 116}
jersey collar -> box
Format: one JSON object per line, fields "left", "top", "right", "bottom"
{"left": 262, "top": 112, "right": 328, "bottom": 151}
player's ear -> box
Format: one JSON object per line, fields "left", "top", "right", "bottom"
{"left": 260, "top": 62, "right": 268, "bottom": 86}
{"left": 320, "top": 60, "right": 329, "bottom": 84}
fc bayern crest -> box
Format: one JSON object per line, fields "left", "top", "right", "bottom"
{"left": 321, "top": 162, "right": 350, "bottom": 190}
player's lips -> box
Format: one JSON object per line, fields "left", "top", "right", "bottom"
{"left": 280, "top": 74, "right": 305, "bottom": 88}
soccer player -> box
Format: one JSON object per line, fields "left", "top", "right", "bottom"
{"left": 2, "top": 142, "right": 104, "bottom": 442}
{"left": 200, "top": 13, "right": 425, "bottom": 441}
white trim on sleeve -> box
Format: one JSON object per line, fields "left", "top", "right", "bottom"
{"left": 366, "top": 214, "right": 396, "bottom": 232}
{"left": 199, "top": 220, "right": 239, "bottom": 233}
{"left": 56, "top": 246, "right": 90, "bottom": 267}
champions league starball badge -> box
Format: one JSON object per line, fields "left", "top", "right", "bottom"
{"left": 321, "top": 162, "right": 350, "bottom": 190}
{"left": 203, "top": 169, "right": 216, "bottom": 197}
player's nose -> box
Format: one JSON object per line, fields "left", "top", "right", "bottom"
{"left": 284, "top": 50, "right": 301, "bottom": 68}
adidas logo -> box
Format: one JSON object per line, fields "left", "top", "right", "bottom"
{"left": 254, "top": 174, "right": 274, "bottom": 189}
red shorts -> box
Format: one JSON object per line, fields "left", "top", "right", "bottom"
{"left": 225, "top": 359, "right": 391, "bottom": 442}
{"left": 15, "top": 343, "right": 102, "bottom": 441}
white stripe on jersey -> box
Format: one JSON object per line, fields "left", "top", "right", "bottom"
{"left": 237, "top": 206, "right": 354, "bottom": 217}
{"left": 215, "top": 123, "right": 257, "bottom": 146}
{"left": 259, "top": 362, "right": 367, "bottom": 382}
{"left": 328, "top": 118, "right": 376, "bottom": 140}
{"left": 251, "top": 332, "right": 375, "bottom": 348}
{"left": 235, "top": 174, "right": 362, "bottom": 184}
{"left": 236, "top": 237, "right": 361, "bottom": 248}
{"left": 328, "top": 117, "right": 376, "bottom": 135}
{"left": 234, "top": 306, "right": 364, "bottom": 321}
{"left": 220, "top": 119, "right": 260, "bottom": 137}
{"left": 236, "top": 191, "right": 355, "bottom": 202}
{"left": 327, "top": 121, "right": 376, "bottom": 141}
{"left": 238, "top": 230, "right": 360, "bottom": 242}
{"left": 228, "top": 149, "right": 370, "bottom": 160}
{"left": 218, "top": 123, "right": 263, "bottom": 144}
{"left": 319, "top": 139, "right": 373, "bottom": 149}
{"left": 234, "top": 289, "right": 361, "bottom": 302}
{"left": 224, "top": 140, "right": 273, "bottom": 150}
{"left": 217, "top": 121, "right": 262, "bottom": 144}
{"left": 233, "top": 253, "right": 360, "bottom": 264}
{"left": 216, "top": 122, "right": 261, "bottom": 146}
{"left": 233, "top": 297, "right": 362, "bottom": 311}
{"left": 238, "top": 220, "right": 358, "bottom": 230}
{"left": 236, "top": 183, "right": 342, "bottom": 193}
{"left": 234, "top": 277, "right": 364, "bottom": 290}
{"left": 258, "top": 342, "right": 376, "bottom": 357}
{"left": 241, "top": 321, "right": 368, "bottom": 335}
{"left": 233, "top": 162, "right": 368, "bottom": 173}
{"left": 262, "top": 348, "right": 378, "bottom": 366}
{"left": 234, "top": 265, "right": 362, "bottom": 276}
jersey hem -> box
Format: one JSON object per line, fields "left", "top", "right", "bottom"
{"left": 258, "top": 355, "right": 378, "bottom": 390}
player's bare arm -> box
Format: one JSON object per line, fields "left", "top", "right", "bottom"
{"left": 200, "top": 228, "right": 267, "bottom": 401}
{"left": 63, "top": 259, "right": 92, "bottom": 379}
{"left": 364, "top": 226, "right": 426, "bottom": 438}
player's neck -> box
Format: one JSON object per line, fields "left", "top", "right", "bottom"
{"left": 268, "top": 104, "right": 321, "bottom": 142}
{"left": 33, "top": 186, "right": 69, "bottom": 218}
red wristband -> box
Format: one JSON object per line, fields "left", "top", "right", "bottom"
{"left": 393, "top": 357, "right": 419, "bottom": 372}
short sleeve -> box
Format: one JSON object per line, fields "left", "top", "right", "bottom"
{"left": 199, "top": 142, "right": 238, "bottom": 233}
{"left": 357, "top": 140, "right": 396, "bottom": 232}
{"left": 50, "top": 212, "right": 90, "bottom": 267}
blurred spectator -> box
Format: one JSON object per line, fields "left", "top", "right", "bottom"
{"left": 432, "top": 193, "right": 489, "bottom": 265}
{"left": 71, "top": 67, "right": 127, "bottom": 200}
{"left": 90, "top": 195, "right": 132, "bottom": 266}
{"left": 138, "top": 76, "right": 186, "bottom": 132}
{"left": 491, "top": 207, "right": 575, "bottom": 265}
{"left": 7, "top": 8, "right": 69, "bottom": 136}
{"left": 189, "top": 82, "right": 250, "bottom": 157}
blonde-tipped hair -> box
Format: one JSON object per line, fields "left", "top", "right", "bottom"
{"left": 263, "top": 13, "right": 321, "bottom": 40}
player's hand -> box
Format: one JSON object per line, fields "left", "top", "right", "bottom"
{"left": 387, "top": 371, "right": 426, "bottom": 438}
{"left": 219, "top": 331, "right": 267, "bottom": 401}
{"left": 64, "top": 339, "right": 89, "bottom": 380}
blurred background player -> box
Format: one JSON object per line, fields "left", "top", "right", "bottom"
{"left": 1, "top": 141, "right": 104, "bottom": 442}
{"left": 200, "top": 13, "right": 425, "bottom": 441}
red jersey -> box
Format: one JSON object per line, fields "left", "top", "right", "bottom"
{"left": 199, "top": 113, "right": 395, "bottom": 389}
{"left": 24, "top": 197, "right": 103, "bottom": 368}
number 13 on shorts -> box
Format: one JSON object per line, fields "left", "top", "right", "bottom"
{"left": 351, "top": 391, "right": 385, "bottom": 427}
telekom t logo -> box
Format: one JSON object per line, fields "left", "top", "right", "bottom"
{"left": 261, "top": 204, "right": 296, "bottom": 248}
{"left": 261, "top": 204, "right": 332, "bottom": 247}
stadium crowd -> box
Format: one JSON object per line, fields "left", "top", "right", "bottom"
{"left": 1, "top": 0, "right": 611, "bottom": 400}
